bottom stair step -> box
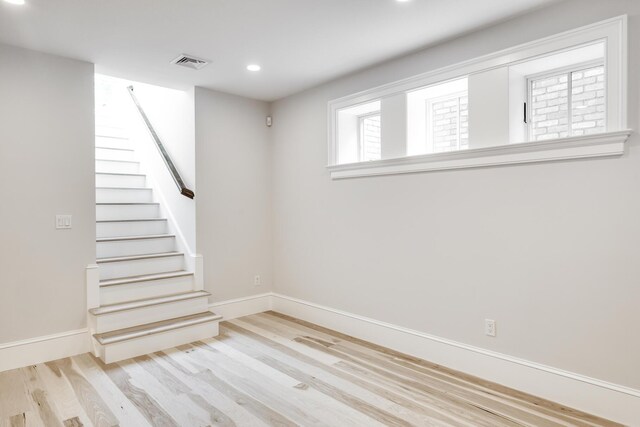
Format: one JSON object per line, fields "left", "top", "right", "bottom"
{"left": 93, "top": 312, "right": 222, "bottom": 363}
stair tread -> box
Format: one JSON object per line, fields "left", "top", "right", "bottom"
{"left": 97, "top": 218, "right": 167, "bottom": 223}
{"left": 89, "top": 290, "right": 210, "bottom": 316}
{"left": 96, "top": 186, "right": 150, "bottom": 190}
{"left": 97, "top": 251, "right": 183, "bottom": 263}
{"left": 96, "top": 202, "right": 159, "bottom": 205}
{"left": 100, "top": 271, "right": 194, "bottom": 287}
{"left": 95, "top": 146, "right": 134, "bottom": 151}
{"left": 97, "top": 234, "right": 175, "bottom": 242}
{"left": 96, "top": 159, "right": 139, "bottom": 164}
{"left": 96, "top": 135, "right": 129, "bottom": 140}
{"left": 96, "top": 172, "right": 145, "bottom": 177}
{"left": 93, "top": 311, "right": 221, "bottom": 345}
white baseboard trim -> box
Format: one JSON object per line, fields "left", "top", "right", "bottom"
{"left": 209, "top": 293, "right": 272, "bottom": 320}
{"left": 0, "top": 329, "right": 90, "bottom": 373}
{"left": 270, "top": 292, "right": 640, "bottom": 425}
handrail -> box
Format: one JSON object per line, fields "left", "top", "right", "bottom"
{"left": 126, "top": 86, "right": 195, "bottom": 199}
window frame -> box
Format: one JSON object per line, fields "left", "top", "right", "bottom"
{"left": 526, "top": 60, "right": 605, "bottom": 142}
{"left": 327, "top": 15, "right": 629, "bottom": 179}
{"left": 357, "top": 111, "right": 382, "bottom": 162}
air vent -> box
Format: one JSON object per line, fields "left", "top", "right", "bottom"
{"left": 171, "top": 54, "right": 210, "bottom": 70}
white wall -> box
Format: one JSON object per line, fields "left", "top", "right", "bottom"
{"left": 195, "top": 87, "right": 272, "bottom": 302}
{"left": 0, "top": 44, "right": 94, "bottom": 343}
{"left": 270, "top": 0, "right": 640, "bottom": 392}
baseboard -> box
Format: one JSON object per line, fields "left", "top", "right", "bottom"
{"left": 0, "top": 329, "right": 90, "bottom": 373}
{"left": 270, "top": 292, "right": 640, "bottom": 425}
{"left": 3, "top": 292, "right": 638, "bottom": 424}
{"left": 209, "top": 292, "right": 272, "bottom": 320}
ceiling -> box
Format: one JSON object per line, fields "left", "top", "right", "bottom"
{"left": 0, "top": 0, "right": 561, "bottom": 101}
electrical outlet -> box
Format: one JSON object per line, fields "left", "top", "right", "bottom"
{"left": 485, "top": 319, "right": 496, "bottom": 337}
{"left": 55, "top": 215, "right": 72, "bottom": 229}
{"left": 254, "top": 275, "right": 261, "bottom": 287}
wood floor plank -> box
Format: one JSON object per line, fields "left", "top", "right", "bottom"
{"left": 38, "top": 361, "right": 94, "bottom": 427}
{"left": 229, "top": 318, "right": 515, "bottom": 427}
{"left": 50, "top": 358, "right": 118, "bottom": 427}
{"left": 117, "top": 358, "right": 211, "bottom": 426}
{"left": 160, "top": 347, "right": 299, "bottom": 427}
{"left": 181, "top": 342, "right": 329, "bottom": 426}
{"left": 196, "top": 337, "right": 390, "bottom": 427}
{"left": 264, "top": 311, "right": 621, "bottom": 427}
{"left": 255, "top": 313, "right": 600, "bottom": 427}
{"left": 149, "top": 350, "right": 271, "bottom": 427}
{"left": 133, "top": 354, "right": 236, "bottom": 426}
{"left": 0, "top": 369, "right": 32, "bottom": 419}
{"left": 0, "top": 312, "right": 620, "bottom": 427}
{"left": 220, "top": 323, "right": 424, "bottom": 427}
{"left": 97, "top": 356, "right": 178, "bottom": 427}
{"left": 233, "top": 317, "right": 518, "bottom": 427}
{"left": 71, "top": 354, "right": 151, "bottom": 427}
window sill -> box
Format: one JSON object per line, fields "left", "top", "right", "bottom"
{"left": 327, "top": 130, "right": 631, "bottom": 180}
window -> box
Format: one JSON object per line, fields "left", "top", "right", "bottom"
{"left": 528, "top": 64, "right": 605, "bottom": 141}
{"left": 328, "top": 16, "right": 628, "bottom": 179}
{"left": 407, "top": 77, "right": 468, "bottom": 155}
{"left": 358, "top": 113, "right": 381, "bottom": 161}
{"left": 428, "top": 93, "right": 469, "bottom": 152}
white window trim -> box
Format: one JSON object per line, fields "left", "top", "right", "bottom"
{"left": 327, "top": 15, "right": 629, "bottom": 179}
{"left": 328, "top": 130, "right": 631, "bottom": 179}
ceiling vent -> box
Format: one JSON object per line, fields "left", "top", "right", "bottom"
{"left": 171, "top": 54, "right": 210, "bottom": 70}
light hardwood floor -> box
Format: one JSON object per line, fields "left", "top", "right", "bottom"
{"left": 0, "top": 312, "right": 621, "bottom": 427}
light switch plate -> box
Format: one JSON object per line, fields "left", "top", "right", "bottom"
{"left": 56, "top": 215, "right": 72, "bottom": 229}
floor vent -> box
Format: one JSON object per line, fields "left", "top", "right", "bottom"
{"left": 171, "top": 54, "right": 209, "bottom": 70}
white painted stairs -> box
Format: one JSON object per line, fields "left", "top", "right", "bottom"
{"left": 90, "top": 124, "right": 220, "bottom": 364}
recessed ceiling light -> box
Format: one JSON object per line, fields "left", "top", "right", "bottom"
{"left": 4, "top": 0, "right": 26, "bottom": 5}
{"left": 247, "top": 64, "right": 261, "bottom": 72}
{"left": 396, "top": 0, "right": 411, "bottom": 2}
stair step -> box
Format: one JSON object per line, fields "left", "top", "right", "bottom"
{"left": 96, "top": 147, "right": 135, "bottom": 161}
{"left": 96, "top": 172, "right": 146, "bottom": 188}
{"left": 93, "top": 312, "right": 222, "bottom": 345}
{"left": 96, "top": 187, "right": 153, "bottom": 203}
{"left": 96, "top": 234, "right": 176, "bottom": 258}
{"left": 96, "top": 159, "right": 140, "bottom": 174}
{"left": 97, "top": 234, "right": 174, "bottom": 243}
{"left": 99, "top": 271, "right": 195, "bottom": 305}
{"left": 97, "top": 251, "right": 183, "bottom": 264}
{"left": 89, "top": 290, "right": 210, "bottom": 316}
{"left": 97, "top": 251, "right": 184, "bottom": 280}
{"left": 96, "top": 203, "right": 160, "bottom": 221}
{"left": 100, "top": 271, "right": 193, "bottom": 287}
{"left": 97, "top": 218, "right": 166, "bottom": 223}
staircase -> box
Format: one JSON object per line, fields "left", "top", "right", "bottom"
{"left": 89, "top": 90, "right": 220, "bottom": 364}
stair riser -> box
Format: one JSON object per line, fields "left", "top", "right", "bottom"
{"left": 97, "top": 237, "right": 176, "bottom": 258}
{"left": 96, "top": 147, "right": 136, "bottom": 162}
{"left": 96, "top": 173, "right": 146, "bottom": 188}
{"left": 96, "top": 160, "right": 140, "bottom": 174}
{"left": 95, "top": 136, "right": 131, "bottom": 150}
{"left": 93, "top": 296, "right": 209, "bottom": 333}
{"left": 97, "top": 220, "right": 168, "bottom": 238}
{"left": 100, "top": 275, "right": 195, "bottom": 305}
{"left": 96, "top": 204, "right": 159, "bottom": 221}
{"left": 96, "top": 125, "right": 128, "bottom": 139}
{"left": 96, "top": 188, "right": 153, "bottom": 203}
{"left": 99, "top": 255, "right": 184, "bottom": 280}
{"left": 95, "top": 320, "right": 219, "bottom": 363}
